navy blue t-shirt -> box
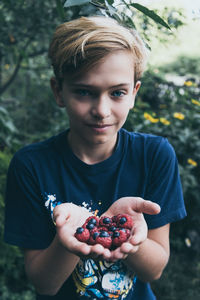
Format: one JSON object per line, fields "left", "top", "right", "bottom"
{"left": 4, "top": 128, "right": 186, "bottom": 299}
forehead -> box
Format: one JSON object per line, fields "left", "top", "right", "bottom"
{"left": 64, "top": 51, "right": 135, "bottom": 88}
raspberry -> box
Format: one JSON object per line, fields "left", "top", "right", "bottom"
{"left": 88, "top": 230, "right": 100, "bottom": 245}
{"left": 74, "top": 214, "right": 133, "bottom": 249}
{"left": 112, "top": 215, "right": 118, "bottom": 223}
{"left": 116, "top": 214, "right": 133, "bottom": 230}
{"left": 85, "top": 223, "right": 96, "bottom": 230}
{"left": 108, "top": 224, "right": 117, "bottom": 232}
{"left": 96, "top": 231, "right": 112, "bottom": 249}
{"left": 99, "top": 226, "right": 108, "bottom": 232}
{"left": 120, "top": 228, "right": 131, "bottom": 239}
{"left": 75, "top": 227, "right": 90, "bottom": 242}
{"left": 83, "top": 216, "right": 99, "bottom": 229}
{"left": 99, "top": 216, "right": 112, "bottom": 227}
{"left": 112, "top": 230, "right": 128, "bottom": 248}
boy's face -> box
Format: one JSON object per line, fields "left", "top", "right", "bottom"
{"left": 52, "top": 50, "right": 140, "bottom": 150}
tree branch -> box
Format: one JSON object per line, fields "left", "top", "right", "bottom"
{"left": 0, "top": 55, "right": 23, "bottom": 96}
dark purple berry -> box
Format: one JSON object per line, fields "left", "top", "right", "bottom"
{"left": 86, "top": 223, "right": 95, "bottom": 230}
{"left": 113, "top": 231, "right": 120, "bottom": 238}
{"left": 119, "top": 217, "right": 127, "bottom": 224}
{"left": 76, "top": 227, "right": 84, "bottom": 234}
{"left": 93, "top": 232, "right": 99, "bottom": 240}
{"left": 100, "top": 231, "right": 109, "bottom": 237}
{"left": 109, "top": 225, "right": 117, "bottom": 231}
{"left": 103, "top": 217, "right": 111, "bottom": 224}
{"left": 89, "top": 218, "right": 97, "bottom": 225}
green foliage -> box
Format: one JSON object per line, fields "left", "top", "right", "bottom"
{"left": 0, "top": 106, "right": 17, "bottom": 149}
{"left": 64, "top": 0, "right": 171, "bottom": 31}
{"left": 123, "top": 59, "right": 200, "bottom": 298}
{"left": 125, "top": 64, "right": 200, "bottom": 224}
{"left": 130, "top": 3, "right": 171, "bottom": 29}
{"left": 0, "top": 151, "right": 34, "bottom": 299}
{"left": 0, "top": 0, "right": 199, "bottom": 299}
{"left": 64, "top": 0, "right": 90, "bottom": 7}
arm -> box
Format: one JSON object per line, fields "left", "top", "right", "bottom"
{"left": 124, "top": 224, "right": 170, "bottom": 282}
{"left": 104, "top": 197, "right": 169, "bottom": 281}
{"left": 24, "top": 203, "right": 112, "bottom": 296}
{"left": 24, "top": 236, "right": 80, "bottom": 296}
{"left": 24, "top": 198, "right": 161, "bottom": 295}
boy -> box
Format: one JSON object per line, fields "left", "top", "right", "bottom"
{"left": 4, "top": 16, "right": 186, "bottom": 299}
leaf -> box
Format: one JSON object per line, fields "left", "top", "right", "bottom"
{"left": 130, "top": 3, "right": 171, "bottom": 30}
{"left": 64, "top": 0, "right": 90, "bottom": 7}
{"left": 105, "top": 2, "right": 117, "bottom": 16}
{"left": 106, "top": 0, "right": 114, "bottom": 4}
{"left": 56, "top": 0, "right": 65, "bottom": 20}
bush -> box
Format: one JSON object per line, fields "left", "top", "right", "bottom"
{"left": 0, "top": 151, "right": 35, "bottom": 299}
{"left": 124, "top": 61, "right": 200, "bottom": 299}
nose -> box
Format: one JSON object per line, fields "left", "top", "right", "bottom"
{"left": 91, "top": 94, "right": 111, "bottom": 119}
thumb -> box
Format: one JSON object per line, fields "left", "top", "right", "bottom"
{"left": 130, "top": 197, "right": 160, "bottom": 215}
{"left": 53, "top": 204, "right": 70, "bottom": 227}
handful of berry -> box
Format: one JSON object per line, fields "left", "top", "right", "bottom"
{"left": 74, "top": 214, "right": 133, "bottom": 250}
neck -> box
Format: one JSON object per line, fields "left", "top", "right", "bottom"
{"left": 67, "top": 132, "right": 118, "bottom": 165}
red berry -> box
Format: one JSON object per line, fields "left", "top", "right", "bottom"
{"left": 99, "top": 226, "right": 108, "bottom": 232}
{"left": 74, "top": 227, "right": 90, "bottom": 242}
{"left": 112, "top": 230, "right": 128, "bottom": 247}
{"left": 116, "top": 214, "right": 133, "bottom": 230}
{"left": 99, "top": 216, "right": 112, "bottom": 227}
{"left": 96, "top": 231, "right": 112, "bottom": 249}
{"left": 83, "top": 216, "right": 99, "bottom": 229}
{"left": 88, "top": 230, "right": 100, "bottom": 245}
{"left": 121, "top": 228, "right": 131, "bottom": 239}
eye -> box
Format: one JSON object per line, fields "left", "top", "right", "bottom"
{"left": 74, "top": 89, "right": 92, "bottom": 97}
{"left": 111, "top": 90, "right": 126, "bottom": 98}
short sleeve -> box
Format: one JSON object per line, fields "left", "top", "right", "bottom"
{"left": 144, "top": 138, "right": 186, "bottom": 229}
{"left": 4, "top": 151, "right": 55, "bottom": 249}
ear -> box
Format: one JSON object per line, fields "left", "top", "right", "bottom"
{"left": 130, "top": 81, "right": 141, "bottom": 109}
{"left": 50, "top": 77, "right": 66, "bottom": 108}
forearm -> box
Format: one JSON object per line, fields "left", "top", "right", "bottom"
{"left": 25, "top": 235, "right": 80, "bottom": 296}
{"left": 124, "top": 238, "right": 169, "bottom": 282}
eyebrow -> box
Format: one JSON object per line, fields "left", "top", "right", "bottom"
{"left": 70, "top": 83, "right": 131, "bottom": 89}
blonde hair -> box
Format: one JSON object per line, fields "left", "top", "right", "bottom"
{"left": 48, "top": 16, "right": 148, "bottom": 86}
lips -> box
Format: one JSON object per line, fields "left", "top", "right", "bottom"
{"left": 87, "top": 123, "right": 112, "bottom": 128}
{"left": 86, "top": 123, "right": 113, "bottom": 133}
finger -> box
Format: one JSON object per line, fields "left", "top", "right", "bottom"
{"left": 53, "top": 212, "right": 69, "bottom": 227}
{"left": 69, "top": 240, "right": 92, "bottom": 256}
{"left": 120, "top": 242, "right": 134, "bottom": 254}
{"left": 102, "top": 248, "right": 112, "bottom": 260}
{"left": 52, "top": 204, "right": 70, "bottom": 227}
{"left": 90, "top": 244, "right": 106, "bottom": 256}
{"left": 130, "top": 227, "right": 147, "bottom": 245}
{"left": 131, "top": 198, "right": 160, "bottom": 215}
{"left": 109, "top": 248, "right": 127, "bottom": 262}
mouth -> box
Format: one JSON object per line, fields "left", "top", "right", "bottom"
{"left": 87, "top": 123, "right": 112, "bottom": 128}
{"left": 86, "top": 123, "right": 113, "bottom": 133}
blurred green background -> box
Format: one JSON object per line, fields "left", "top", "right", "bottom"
{"left": 0, "top": 0, "right": 200, "bottom": 299}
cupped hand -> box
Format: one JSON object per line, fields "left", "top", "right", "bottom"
{"left": 102, "top": 197, "right": 160, "bottom": 261}
{"left": 53, "top": 198, "right": 160, "bottom": 263}
{"left": 53, "top": 203, "right": 112, "bottom": 260}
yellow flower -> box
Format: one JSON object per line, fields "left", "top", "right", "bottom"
{"left": 191, "top": 99, "right": 200, "bottom": 106}
{"left": 4, "top": 64, "right": 10, "bottom": 70}
{"left": 185, "top": 238, "right": 191, "bottom": 248}
{"left": 159, "top": 104, "right": 167, "bottom": 109}
{"left": 160, "top": 118, "right": 170, "bottom": 125}
{"left": 144, "top": 112, "right": 159, "bottom": 123}
{"left": 173, "top": 112, "right": 185, "bottom": 120}
{"left": 187, "top": 158, "right": 198, "bottom": 167}
{"left": 184, "top": 80, "right": 193, "bottom": 87}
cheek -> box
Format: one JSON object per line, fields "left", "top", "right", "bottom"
{"left": 114, "top": 105, "right": 131, "bottom": 120}
{"left": 65, "top": 102, "right": 90, "bottom": 118}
